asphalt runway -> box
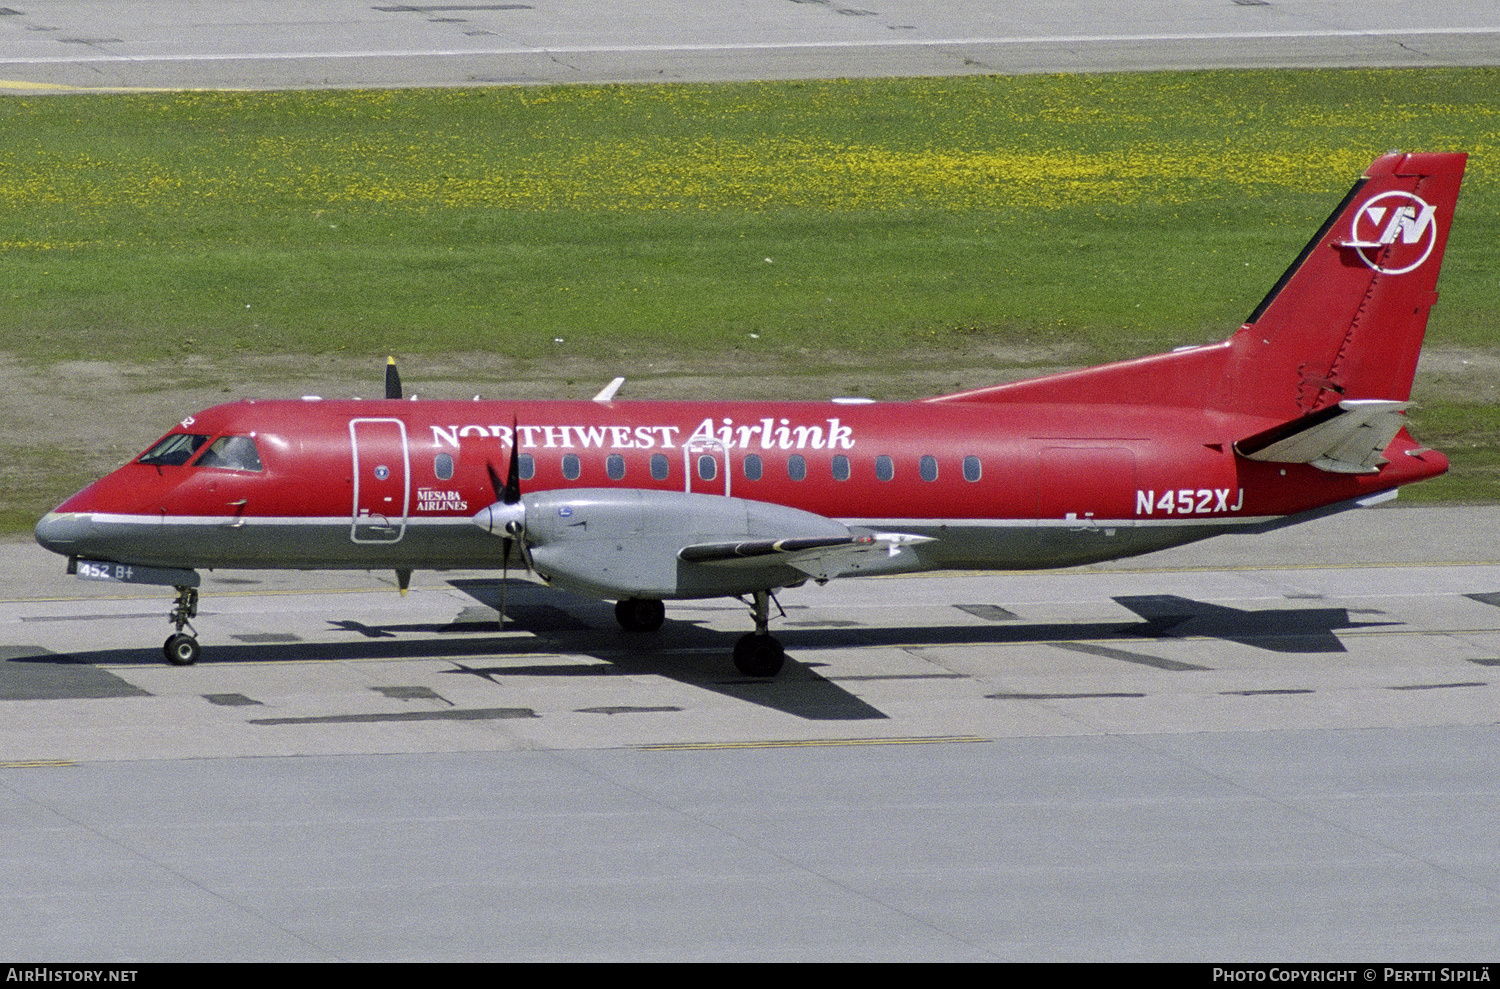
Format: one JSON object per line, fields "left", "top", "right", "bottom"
{"left": 5, "top": 0, "right": 1500, "bottom": 964}
{"left": 0, "top": 0, "right": 1498, "bottom": 90}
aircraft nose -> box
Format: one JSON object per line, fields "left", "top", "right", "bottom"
{"left": 34, "top": 511, "right": 92, "bottom": 556}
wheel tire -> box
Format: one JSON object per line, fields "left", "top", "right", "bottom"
{"left": 163, "top": 633, "right": 200, "bottom": 666}
{"left": 614, "top": 598, "right": 666, "bottom": 633}
{"left": 732, "top": 632, "right": 785, "bottom": 678}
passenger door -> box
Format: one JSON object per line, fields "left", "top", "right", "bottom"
{"left": 349, "top": 418, "right": 410, "bottom": 543}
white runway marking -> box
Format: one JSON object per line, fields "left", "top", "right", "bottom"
{"left": 4, "top": 25, "right": 1500, "bottom": 66}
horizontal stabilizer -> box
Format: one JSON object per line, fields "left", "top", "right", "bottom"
{"left": 1235, "top": 399, "right": 1410, "bottom": 474}
{"left": 680, "top": 532, "right": 932, "bottom": 580}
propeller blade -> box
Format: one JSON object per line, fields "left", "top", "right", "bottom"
{"left": 504, "top": 417, "right": 532, "bottom": 573}
{"left": 385, "top": 357, "right": 403, "bottom": 400}
{"left": 503, "top": 416, "right": 522, "bottom": 505}
{"left": 485, "top": 460, "right": 504, "bottom": 502}
{"left": 515, "top": 530, "right": 535, "bottom": 575}
{"left": 499, "top": 537, "right": 512, "bottom": 627}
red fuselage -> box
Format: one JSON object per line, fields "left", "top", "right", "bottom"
{"left": 37, "top": 394, "right": 1446, "bottom": 583}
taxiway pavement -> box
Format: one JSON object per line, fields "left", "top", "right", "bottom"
{"left": 4, "top": 506, "right": 1500, "bottom": 762}
{"left": 1, "top": 0, "right": 1498, "bottom": 91}
{"left": 5, "top": 505, "right": 1500, "bottom": 762}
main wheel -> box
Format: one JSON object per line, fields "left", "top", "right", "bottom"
{"left": 163, "top": 633, "right": 200, "bottom": 666}
{"left": 614, "top": 598, "right": 666, "bottom": 633}
{"left": 732, "top": 632, "right": 785, "bottom": 678}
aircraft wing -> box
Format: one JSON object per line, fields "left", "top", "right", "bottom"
{"left": 679, "top": 532, "right": 933, "bottom": 581}
{"left": 1234, "top": 399, "right": 1411, "bottom": 474}
{"left": 488, "top": 489, "right": 935, "bottom": 599}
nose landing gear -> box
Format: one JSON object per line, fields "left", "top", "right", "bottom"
{"left": 163, "top": 585, "right": 200, "bottom": 666}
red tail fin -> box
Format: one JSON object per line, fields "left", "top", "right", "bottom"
{"left": 1220, "top": 151, "right": 1466, "bottom": 418}
{"left": 930, "top": 152, "right": 1468, "bottom": 417}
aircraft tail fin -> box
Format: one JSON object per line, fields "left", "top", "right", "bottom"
{"left": 927, "top": 152, "right": 1467, "bottom": 420}
{"left": 1219, "top": 151, "right": 1466, "bottom": 419}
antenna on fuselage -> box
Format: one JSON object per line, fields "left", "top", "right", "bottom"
{"left": 593, "top": 377, "right": 625, "bottom": 403}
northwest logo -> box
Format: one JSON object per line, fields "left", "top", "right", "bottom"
{"left": 1344, "top": 191, "right": 1439, "bottom": 275}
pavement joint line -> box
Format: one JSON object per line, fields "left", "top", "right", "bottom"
{"left": 641, "top": 735, "right": 990, "bottom": 750}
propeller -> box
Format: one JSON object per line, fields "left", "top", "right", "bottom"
{"left": 387, "top": 358, "right": 406, "bottom": 593}
{"left": 385, "top": 356, "right": 403, "bottom": 400}
{"left": 480, "top": 418, "right": 529, "bottom": 625}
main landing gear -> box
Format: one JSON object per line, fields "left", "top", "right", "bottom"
{"left": 732, "top": 590, "right": 785, "bottom": 678}
{"left": 614, "top": 597, "right": 666, "bottom": 633}
{"left": 612, "top": 591, "right": 786, "bottom": 677}
{"left": 163, "top": 585, "right": 200, "bottom": 666}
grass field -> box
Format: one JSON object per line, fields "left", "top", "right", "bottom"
{"left": 1, "top": 68, "right": 1498, "bottom": 527}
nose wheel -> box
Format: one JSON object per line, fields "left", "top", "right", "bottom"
{"left": 162, "top": 585, "right": 200, "bottom": 665}
{"left": 164, "top": 632, "right": 200, "bottom": 666}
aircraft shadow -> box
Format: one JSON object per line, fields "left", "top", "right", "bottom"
{"left": 1109, "top": 594, "right": 1397, "bottom": 654}
{"left": 8, "top": 580, "right": 890, "bottom": 722}
{"left": 445, "top": 579, "right": 888, "bottom": 721}
{"left": 756, "top": 594, "right": 1394, "bottom": 657}
{"left": 7, "top": 586, "right": 1397, "bottom": 717}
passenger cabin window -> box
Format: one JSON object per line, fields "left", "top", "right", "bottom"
{"left": 562, "top": 453, "right": 581, "bottom": 481}
{"left": 519, "top": 454, "right": 536, "bottom": 481}
{"left": 831, "top": 455, "right": 850, "bottom": 481}
{"left": 138, "top": 433, "right": 209, "bottom": 467}
{"left": 919, "top": 455, "right": 938, "bottom": 482}
{"left": 606, "top": 454, "right": 626, "bottom": 480}
{"left": 433, "top": 453, "right": 455, "bottom": 481}
{"left": 787, "top": 455, "right": 807, "bottom": 481}
{"left": 963, "top": 456, "right": 982, "bottom": 482}
{"left": 697, "top": 455, "right": 717, "bottom": 482}
{"left": 875, "top": 455, "right": 894, "bottom": 482}
{"left": 651, "top": 453, "right": 670, "bottom": 481}
{"left": 195, "top": 435, "right": 264, "bottom": 472}
{"left": 743, "top": 454, "right": 763, "bottom": 481}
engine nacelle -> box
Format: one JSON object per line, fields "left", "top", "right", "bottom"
{"left": 479, "top": 488, "right": 853, "bottom": 599}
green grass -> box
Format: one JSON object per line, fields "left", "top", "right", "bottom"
{"left": 2, "top": 70, "right": 1497, "bottom": 363}
{"left": 1404, "top": 405, "right": 1500, "bottom": 505}
{"left": 2, "top": 69, "right": 1500, "bottom": 529}
{"left": 0, "top": 442, "right": 101, "bottom": 534}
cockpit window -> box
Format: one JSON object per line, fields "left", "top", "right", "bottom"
{"left": 137, "top": 433, "right": 209, "bottom": 467}
{"left": 194, "top": 435, "right": 264, "bottom": 472}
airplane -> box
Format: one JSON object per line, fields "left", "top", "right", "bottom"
{"left": 34, "top": 151, "right": 1466, "bottom": 678}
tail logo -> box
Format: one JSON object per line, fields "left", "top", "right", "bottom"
{"left": 1346, "top": 191, "right": 1439, "bottom": 275}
